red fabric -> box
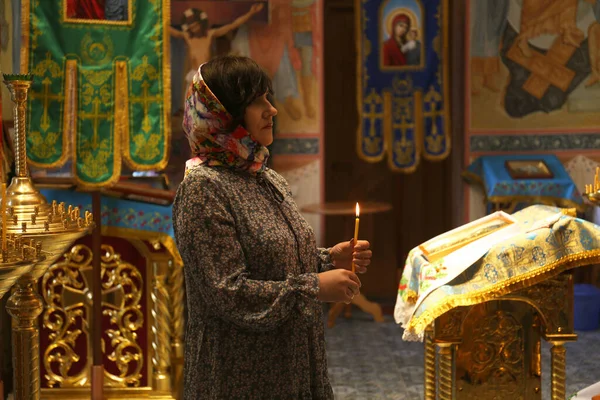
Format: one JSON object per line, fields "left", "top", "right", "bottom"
{"left": 67, "top": 0, "right": 106, "bottom": 19}
{"left": 383, "top": 38, "right": 406, "bottom": 66}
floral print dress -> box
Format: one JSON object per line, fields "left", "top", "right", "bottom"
{"left": 173, "top": 164, "right": 335, "bottom": 399}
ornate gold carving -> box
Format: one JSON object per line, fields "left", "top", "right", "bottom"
{"left": 550, "top": 342, "right": 566, "bottom": 400}
{"left": 470, "top": 311, "right": 524, "bottom": 396}
{"left": 7, "top": 275, "right": 45, "bottom": 400}
{"left": 168, "top": 259, "right": 184, "bottom": 359}
{"left": 507, "top": 276, "right": 572, "bottom": 335}
{"left": 42, "top": 244, "right": 144, "bottom": 388}
{"left": 437, "top": 343, "right": 453, "bottom": 400}
{"left": 424, "top": 326, "right": 436, "bottom": 400}
{"left": 437, "top": 307, "right": 467, "bottom": 339}
{"left": 151, "top": 260, "right": 171, "bottom": 391}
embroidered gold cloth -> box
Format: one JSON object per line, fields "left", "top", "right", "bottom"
{"left": 395, "top": 205, "right": 600, "bottom": 341}
{"left": 21, "top": 0, "right": 171, "bottom": 187}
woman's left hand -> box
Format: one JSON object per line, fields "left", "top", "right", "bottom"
{"left": 330, "top": 239, "right": 372, "bottom": 274}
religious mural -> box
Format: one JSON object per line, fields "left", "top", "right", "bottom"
{"left": 169, "top": 0, "right": 324, "bottom": 243}
{"left": 464, "top": 0, "right": 600, "bottom": 222}
{"left": 467, "top": 0, "right": 600, "bottom": 132}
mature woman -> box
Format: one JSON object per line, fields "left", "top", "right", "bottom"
{"left": 173, "top": 55, "right": 373, "bottom": 399}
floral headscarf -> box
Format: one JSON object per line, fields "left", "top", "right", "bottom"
{"left": 182, "top": 64, "right": 270, "bottom": 175}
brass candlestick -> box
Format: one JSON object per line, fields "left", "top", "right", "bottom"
{"left": 1, "top": 235, "right": 46, "bottom": 400}
{"left": 584, "top": 167, "right": 600, "bottom": 205}
{"left": 2, "top": 74, "right": 94, "bottom": 400}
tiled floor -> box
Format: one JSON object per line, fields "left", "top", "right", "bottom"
{"left": 325, "top": 311, "right": 600, "bottom": 400}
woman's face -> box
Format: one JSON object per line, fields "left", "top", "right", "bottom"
{"left": 244, "top": 93, "right": 278, "bottom": 146}
{"left": 394, "top": 22, "right": 408, "bottom": 37}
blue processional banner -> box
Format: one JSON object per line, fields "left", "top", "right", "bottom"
{"left": 356, "top": 0, "right": 450, "bottom": 173}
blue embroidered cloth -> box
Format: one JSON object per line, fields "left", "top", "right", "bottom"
{"left": 464, "top": 154, "right": 583, "bottom": 212}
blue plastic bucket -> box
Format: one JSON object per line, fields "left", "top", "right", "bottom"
{"left": 574, "top": 284, "right": 600, "bottom": 331}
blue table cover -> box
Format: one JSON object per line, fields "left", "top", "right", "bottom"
{"left": 464, "top": 154, "right": 583, "bottom": 212}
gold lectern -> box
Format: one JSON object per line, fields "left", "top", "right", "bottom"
{"left": 396, "top": 205, "right": 600, "bottom": 400}
{"left": 427, "top": 274, "right": 574, "bottom": 400}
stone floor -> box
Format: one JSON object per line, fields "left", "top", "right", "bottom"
{"left": 326, "top": 311, "right": 600, "bottom": 400}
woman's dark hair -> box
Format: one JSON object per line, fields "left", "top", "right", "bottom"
{"left": 201, "top": 56, "right": 273, "bottom": 126}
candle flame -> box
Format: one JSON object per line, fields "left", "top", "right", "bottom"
{"left": 355, "top": 202, "right": 360, "bottom": 217}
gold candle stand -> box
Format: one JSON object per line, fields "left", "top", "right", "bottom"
{"left": 0, "top": 235, "right": 46, "bottom": 400}
{"left": 584, "top": 167, "right": 600, "bottom": 205}
{"left": 2, "top": 74, "right": 94, "bottom": 400}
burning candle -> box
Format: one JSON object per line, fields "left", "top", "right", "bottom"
{"left": 352, "top": 202, "right": 360, "bottom": 273}
{"left": 1, "top": 183, "right": 6, "bottom": 251}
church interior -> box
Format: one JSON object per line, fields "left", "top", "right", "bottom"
{"left": 1, "top": 0, "right": 600, "bottom": 399}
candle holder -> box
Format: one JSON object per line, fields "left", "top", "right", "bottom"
{"left": 584, "top": 167, "right": 600, "bottom": 205}
{"left": 2, "top": 73, "right": 94, "bottom": 400}
{"left": 0, "top": 232, "right": 45, "bottom": 299}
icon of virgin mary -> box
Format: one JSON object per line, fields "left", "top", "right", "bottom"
{"left": 382, "top": 13, "right": 411, "bottom": 66}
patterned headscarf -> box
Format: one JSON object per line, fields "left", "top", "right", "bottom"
{"left": 183, "top": 64, "right": 270, "bottom": 175}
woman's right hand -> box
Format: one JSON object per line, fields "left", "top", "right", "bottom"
{"left": 317, "top": 270, "right": 361, "bottom": 304}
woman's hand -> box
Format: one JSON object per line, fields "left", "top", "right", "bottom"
{"left": 317, "top": 270, "right": 361, "bottom": 304}
{"left": 329, "top": 239, "right": 372, "bottom": 273}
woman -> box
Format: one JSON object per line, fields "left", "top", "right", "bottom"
{"left": 173, "top": 55, "right": 373, "bottom": 399}
{"left": 383, "top": 13, "right": 411, "bottom": 66}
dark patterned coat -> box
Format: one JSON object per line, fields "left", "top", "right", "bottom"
{"left": 173, "top": 165, "right": 335, "bottom": 399}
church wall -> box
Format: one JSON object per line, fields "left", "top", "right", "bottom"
{"left": 464, "top": 0, "right": 600, "bottom": 221}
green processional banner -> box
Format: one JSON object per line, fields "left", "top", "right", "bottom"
{"left": 22, "top": 0, "right": 171, "bottom": 187}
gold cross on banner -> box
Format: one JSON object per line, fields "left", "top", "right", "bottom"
{"left": 80, "top": 97, "right": 112, "bottom": 151}
{"left": 30, "top": 77, "right": 64, "bottom": 132}
{"left": 363, "top": 89, "right": 384, "bottom": 139}
{"left": 130, "top": 81, "right": 161, "bottom": 133}
{"left": 424, "top": 88, "right": 443, "bottom": 137}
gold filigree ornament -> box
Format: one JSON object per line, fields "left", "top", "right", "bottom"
{"left": 42, "top": 244, "right": 144, "bottom": 387}
{"left": 2, "top": 73, "right": 94, "bottom": 400}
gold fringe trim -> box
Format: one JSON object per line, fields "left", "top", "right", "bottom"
{"left": 115, "top": 60, "right": 130, "bottom": 173}
{"left": 406, "top": 249, "right": 600, "bottom": 334}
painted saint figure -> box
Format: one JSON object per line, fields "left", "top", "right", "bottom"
{"left": 170, "top": 4, "right": 264, "bottom": 90}
{"left": 383, "top": 14, "right": 411, "bottom": 66}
